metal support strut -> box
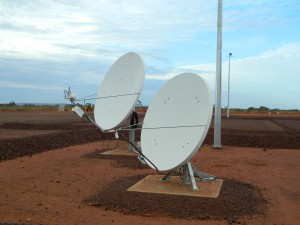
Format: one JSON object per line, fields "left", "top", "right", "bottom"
{"left": 182, "top": 162, "right": 198, "bottom": 190}
{"left": 162, "top": 162, "right": 216, "bottom": 191}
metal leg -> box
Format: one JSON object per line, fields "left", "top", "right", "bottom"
{"left": 181, "top": 163, "right": 198, "bottom": 190}
{"left": 182, "top": 164, "right": 191, "bottom": 184}
{"left": 161, "top": 171, "right": 173, "bottom": 182}
{"left": 180, "top": 162, "right": 216, "bottom": 190}
{"left": 187, "top": 162, "right": 198, "bottom": 190}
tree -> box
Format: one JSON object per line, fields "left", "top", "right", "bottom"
{"left": 8, "top": 101, "right": 16, "bottom": 106}
{"left": 259, "top": 106, "right": 269, "bottom": 111}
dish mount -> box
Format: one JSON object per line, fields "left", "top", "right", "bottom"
{"left": 161, "top": 162, "right": 216, "bottom": 191}
{"left": 140, "top": 73, "right": 216, "bottom": 190}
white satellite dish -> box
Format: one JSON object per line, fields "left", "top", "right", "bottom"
{"left": 141, "top": 73, "right": 212, "bottom": 172}
{"left": 94, "top": 52, "right": 145, "bottom": 130}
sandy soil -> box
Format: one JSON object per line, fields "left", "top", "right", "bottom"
{"left": 0, "top": 112, "right": 299, "bottom": 225}
{"left": 0, "top": 142, "right": 299, "bottom": 225}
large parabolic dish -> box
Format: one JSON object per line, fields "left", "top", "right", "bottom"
{"left": 94, "top": 52, "right": 145, "bottom": 130}
{"left": 141, "top": 73, "right": 212, "bottom": 172}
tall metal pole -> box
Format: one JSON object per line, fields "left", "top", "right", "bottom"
{"left": 227, "top": 53, "right": 232, "bottom": 118}
{"left": 213, "top": 0, "right": 222, "bottom": 149}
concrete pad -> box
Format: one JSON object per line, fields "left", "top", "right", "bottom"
{"left": 127, "top": 175, "right": 223, "bottom": 198}
{"left": 101, "top": 148, "right": 137, "bottom": 156}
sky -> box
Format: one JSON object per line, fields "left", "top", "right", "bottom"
{"left": 0, "top": 0, "right": 299, "bottom": 109}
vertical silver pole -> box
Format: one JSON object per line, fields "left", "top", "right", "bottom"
{"left": 128, "top": 129, "right": 135, "bottom": 152}
{"left": 213, "top": 0, "right": 223, "bottom": 148}
{"left": 227, "top": 53, "right": 232, "bottom": 118}
{"left": 83, "top": 99, "right": 86, "bottom": 122}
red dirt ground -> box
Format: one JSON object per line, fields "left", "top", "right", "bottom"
{"left": 0, "top": 111, "right": 299, "bottom": 225}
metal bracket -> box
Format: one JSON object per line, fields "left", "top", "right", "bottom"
{"left": 161, "top": 162, "right": 216, "bottom": 191}
{"left": 72, "top": 106, "right": 85, "bottom": 117}
{"left": 161, "top": 171, "right": 173, "bottom": 182}
{"left": 192, "top": 165, "right": 216, "bottom": 182}
{"left": 137, "top": 154, "right": 146, "bottom": 164}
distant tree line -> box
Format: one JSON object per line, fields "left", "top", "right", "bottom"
{"left": 214, "top": 105, "right": 299, "bottom": 111}
{"left": 0, "top": 101, "right": 17, "bottom": 106}
{"left": 0, "top": 101, "right": 299, "bottom": 112}
{"left": 247, "top": 106, "right": 299, "bottom": 111}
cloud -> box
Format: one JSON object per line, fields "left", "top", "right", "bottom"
{"left": 146, "top": 73, "right": 177, "bottom": 81}
{"left": 0, "top": 1, "right": 299, "bottom": 108}
{"left": 0, "top": 0, "right": 296, "bottom": 63}
{"left": 175, "top": 43, "right": 300, "bottom": 109}
{"left": 0, "top": 81, "right": 63, "bottom": 90}
{"left": 0, "top": 0, "right": 229, "bottom": 62}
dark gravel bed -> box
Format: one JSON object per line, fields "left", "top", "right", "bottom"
{"left": 0, "top": 122, "right": 91, "bottom": 130}
{"left": 0, "top": 224, "right": 43, "bottom": 225}
{"left": 83, "top": 149, "right": 267, "bottom": 223}
{"left": 0, "top": 122, "right": 299, "bottom": 162}
{"left": 86, "top": 174, "right": 267, "bottom": 224}
{"left": 0, "top": 126, "right": 113, "bottom": 162}
{"left": 206, "top": 129, "right": 300, "bottom": 149}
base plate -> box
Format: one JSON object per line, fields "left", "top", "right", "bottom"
{"left": 127, "top": 175, "right": 223, "bottom": 198}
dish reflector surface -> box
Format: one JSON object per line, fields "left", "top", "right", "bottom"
{"left": 141, "top": 73, "right": 212, "bottom": 172}
{"left": 94, "top": 52, "right": 144, "bottom": 130}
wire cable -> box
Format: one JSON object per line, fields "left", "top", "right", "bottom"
{"left": 74, "top": 93, "right": 141, "bottom": 102}
{"left": 118, "top": 124, "right": 206, "bottom": 131}
{"left": 117, "top": 122, "right": 144, "bottom": 130}
{"left": 117, "top": 131, "right": 160, "bottom": 174}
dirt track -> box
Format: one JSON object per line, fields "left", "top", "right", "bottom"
{"left": 0, "top": 111, "right": 299, "bottom": 225}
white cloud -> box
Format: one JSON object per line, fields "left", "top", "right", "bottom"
{"left": 1, "top": 0, "right": 215, "bottom": 59}
{"left": 0, "top": 81, "right": 63, "bottom": 90}
{"left": 0, "top": 1, "right": 299, "bottom": 108}
{"left": 172, "top": 43, "right": 300, "bottom": 109}
{"left": 0, "top": 0, "right": 296, "bottom": 63}
{"left": 146, "top": 73, "right": 177, "bottom": 81}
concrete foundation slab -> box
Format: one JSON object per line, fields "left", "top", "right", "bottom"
{"left": 127, "top": 175, "right": 223, "bottom": 198}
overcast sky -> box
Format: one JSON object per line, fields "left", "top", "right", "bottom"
{"left": 0, "top": 0, "right": 299, "bottom": 109}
